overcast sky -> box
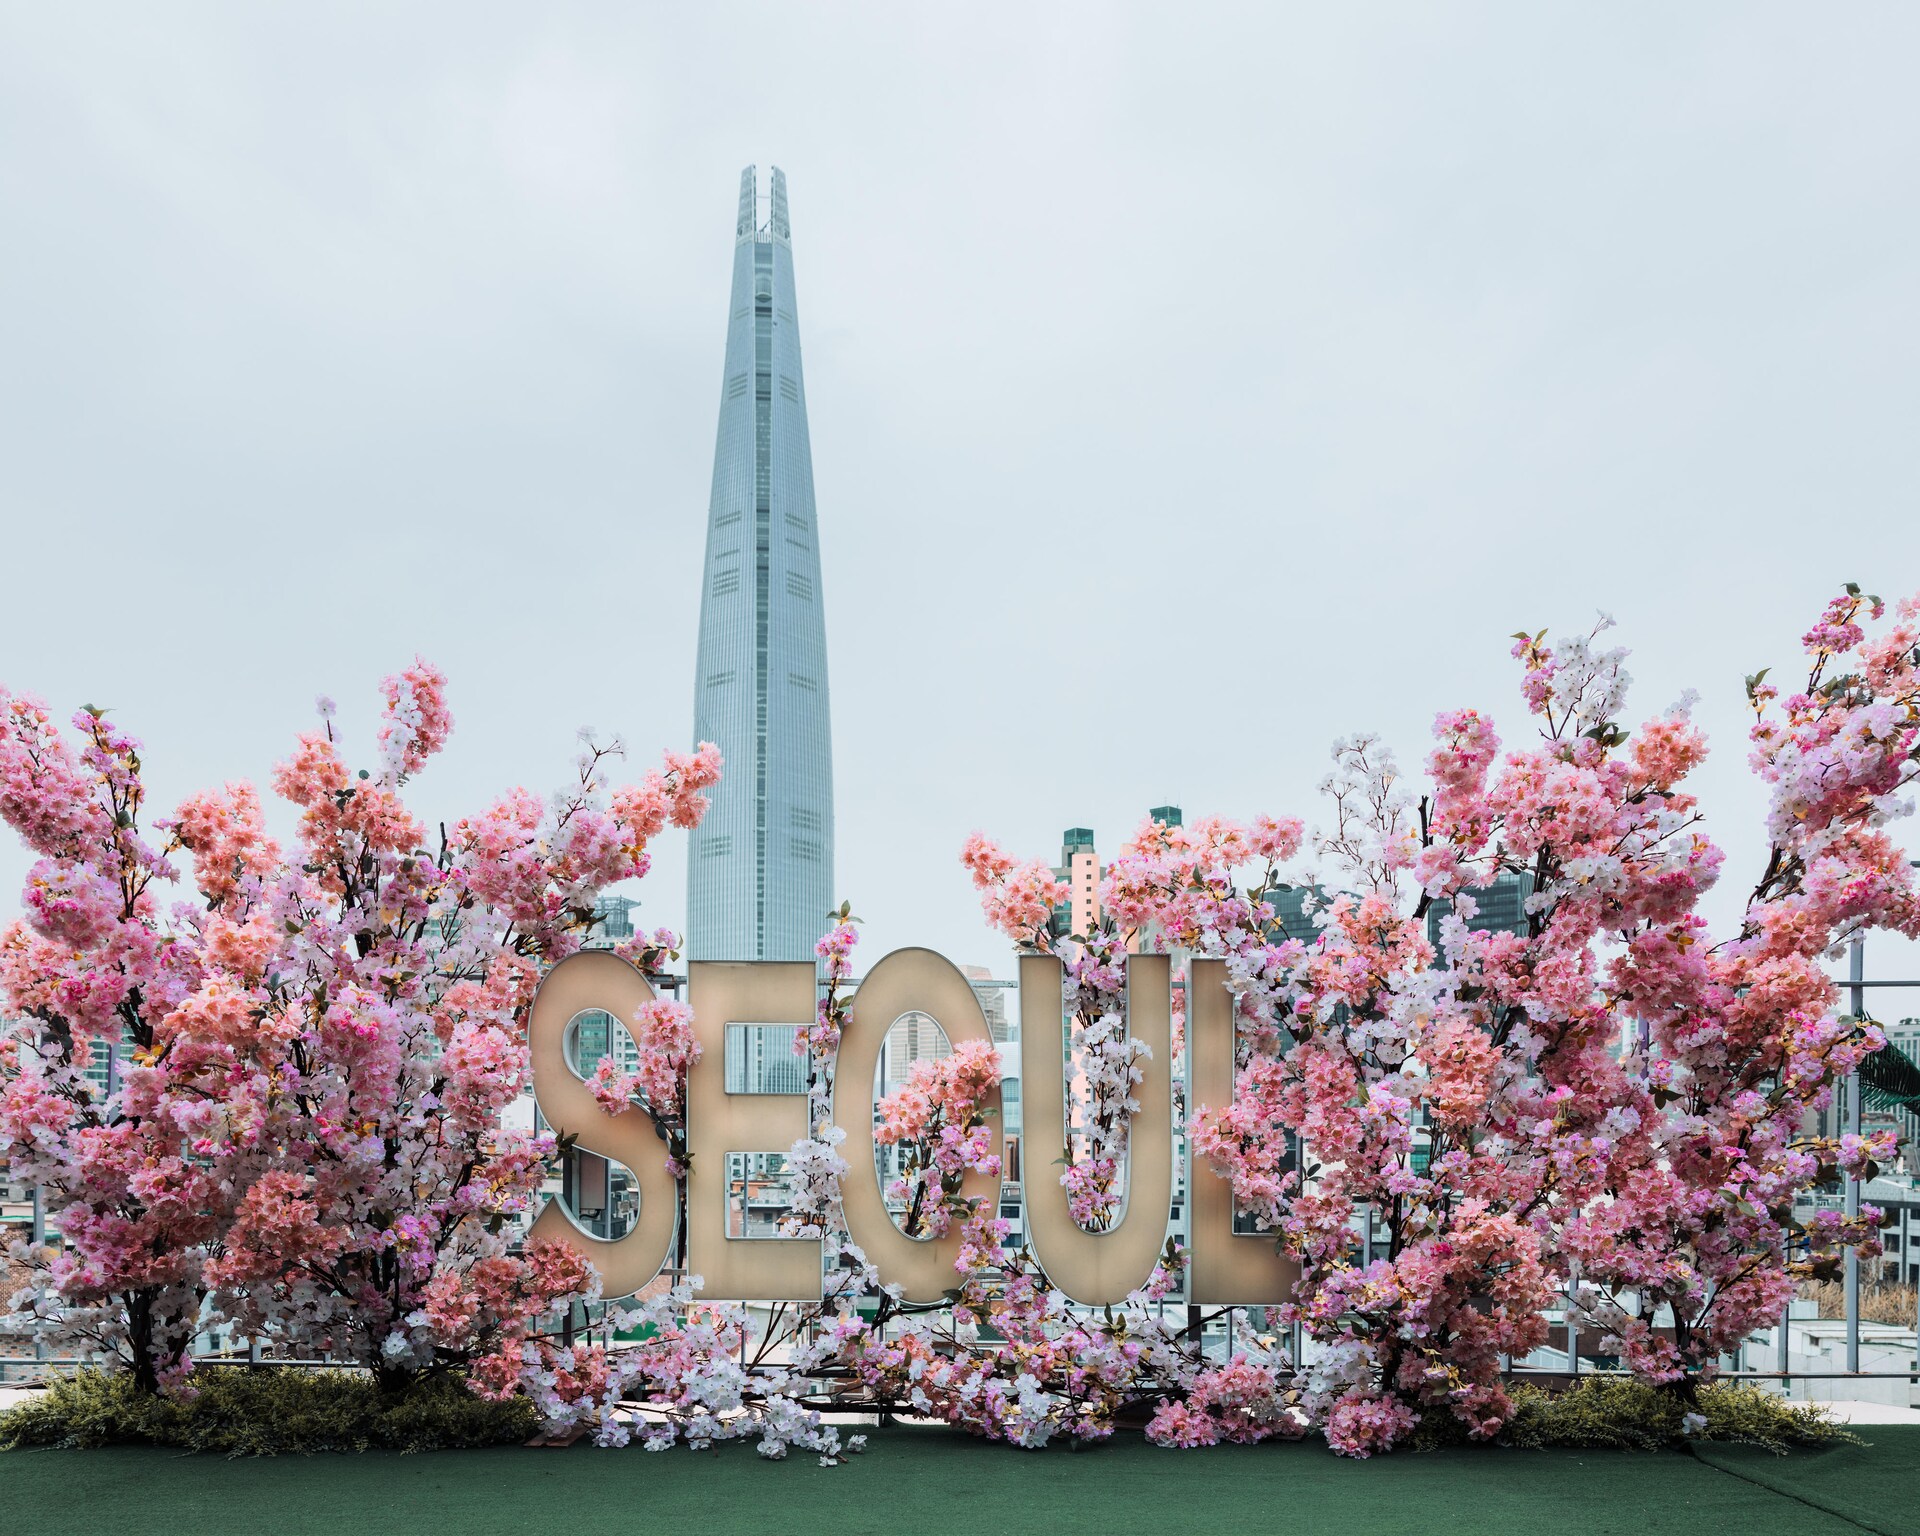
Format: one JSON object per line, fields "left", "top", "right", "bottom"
{"left": 3, "top": 5, "right": 1919, "bottom": 998}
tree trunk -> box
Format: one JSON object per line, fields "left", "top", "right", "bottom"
{"left": 125, "top": 1288, "right": 188, "bottom": 1395}
{"left": 128, "top": 1291, "right": 159, "bottom": 1395}
{"left": 374, "top": 1363, "right": 419, "bottom": 1400}
{"left": 1667, "top": 1373, "right": 1703, "bottom": 1409}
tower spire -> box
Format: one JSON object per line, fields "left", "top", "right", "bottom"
{"left": 769, "top": 166, "right": 790, "bottom": 245}
{"left": 735, "top": 165, "right": 758, "bottom": 244}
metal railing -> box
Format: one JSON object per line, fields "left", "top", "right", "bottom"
{"left": 1836, "top": 935, "right": 1920, "bottom": 1378}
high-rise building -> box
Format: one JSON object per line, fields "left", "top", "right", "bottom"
{"left": 1053, "top": 827, "right": 1102, "bottom": 940}
{"left": 880, "top": 1011, "right": 954, "bottom": 1093}
{"left": 688, "top": 166, "right": 834, "bottom": 963}
{"left": 1047, "top": 808, "right": 1183, "bottom": 945}
{"left": 1267, "top": 884, "right": 1326, "bottom": 945}
{"left": 961, "top": 964, "right": 1012, "bottom": 1044}
{"left": 589, "top": 894, "right": 639, "bottom": 945}
{"left": 1422, "top": 870, "right": 1535, "bottom": 953}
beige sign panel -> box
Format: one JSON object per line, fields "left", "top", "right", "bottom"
{"left": 834, "top": 947, "right": 1002, "bottom": 1303}
{"left": 684, "top": 961, "right": 822, "bottom": 1301}
{"left": 1017, "top": 952, "right": 1174, "bottom": 1305}
{"left": 529, "top": 947, "right": 1293, "bottom": 1309}
{"left": 1185, "top": 958, "right": 1300, "bottom": 1305}
{"left": 526, "top": 950, "right": 677, "bottom": 1299}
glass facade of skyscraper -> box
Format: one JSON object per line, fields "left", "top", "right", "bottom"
{"left": 1268, "top": 884, "right": 1326, "bottom": 946}
{"left": 1423, "top": 869, "right": 1535, "bottom": 952}
{"left": 688, "top": 166, "right": 834, "bottom": 963}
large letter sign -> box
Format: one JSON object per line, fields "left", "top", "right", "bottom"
{"left": 684, "top": 961, "right": 822, "bottom": 1300}
{"left": 833, "top": 947, "right": 1001, "bottom": 1303}
{"left": 525, "top": 950, "right": 678, "bottom": 1298}
{"left": 1185, "top": 958, "right": 1298, "bottom": 1304}
{"left": 528, "top": 946, "right": 1293, "bottom": 1305}
{"left": 1017, "top": 951, "right": 1174, "bottom": 1305}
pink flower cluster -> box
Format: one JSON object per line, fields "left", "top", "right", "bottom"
{"left": 584, "top": 993, "right": 700, "bottom": 1179}
{"left": 1146, "top": 1355, "right": 1307, "bottom": 1448}
{"left": 875, "top": 1038, "right": 1002, "bottom": 1238}
{"left": 962, "top": 833, "right": 1068, "bottom": 939}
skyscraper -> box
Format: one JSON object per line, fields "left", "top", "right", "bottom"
{"left": 688, "top": 167, "right": 834, "bottom": 962}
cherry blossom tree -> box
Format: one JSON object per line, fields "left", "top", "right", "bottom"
{"left": 966, "top": 586, "right": 1919, "bottom": 1452}
{"left": 0, "top": 660, "right": 719, "bottom": 1394}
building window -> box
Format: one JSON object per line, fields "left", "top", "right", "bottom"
{"left": 725, "top": 1023, "right": 806, "bottom": 1094}
{"left": 725, "top": 1151, "right": 796, "bottom": 1239}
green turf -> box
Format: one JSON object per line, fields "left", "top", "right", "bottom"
{"left": 4, "top": 1425, "right": 1914, "bottom": 1536}
{"left": 1692, "top": 1429, "right": 1920, "bottom": 1536}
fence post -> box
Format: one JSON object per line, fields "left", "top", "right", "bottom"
{"left": 1777, "top": 1289, "right": 1791, "bottom": 1396}
{"left": 30, "top": 1184, "right": 45, "bottom": 1363}
{"left": 1846, "top": 936, "right": 1864, "bottom": 1376}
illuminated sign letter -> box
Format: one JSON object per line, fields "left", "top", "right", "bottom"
{"left": 1185, "top": 958, "right": 1299, "bottom": 1305}
{"left": 1017, "top": 951, "right": 1173, "bottom": 1304}
{"left": 684, "top": 961, "right": 822, "bottom": 1300}
{"left": 526, "top": 950, "right": 677, "bottom": 1298}
{"left": 835, "top": 947, "right": 1002, "bottom": 1303}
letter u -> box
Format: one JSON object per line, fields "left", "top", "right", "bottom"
{"left": 1017, "top": 951, "right": 1173, "bottom": 1304}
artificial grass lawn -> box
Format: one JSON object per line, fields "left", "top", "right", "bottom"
{"left": 4, "top": 1424, "right": 1916, "bottom": 1536}
{"left": 1692, "top": 1431, "right": 1917, "bottom": 1536}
